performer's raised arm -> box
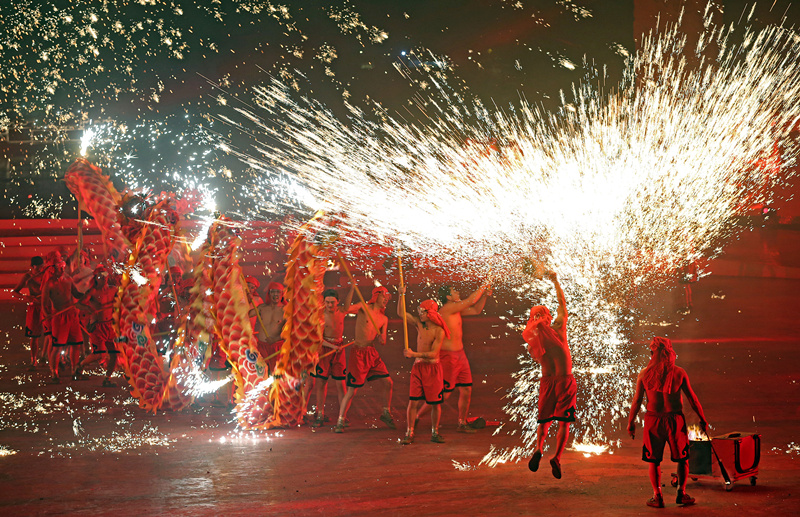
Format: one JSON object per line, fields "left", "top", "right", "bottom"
{"left": 545, "top": 270, "right": 567, "bottom": 330}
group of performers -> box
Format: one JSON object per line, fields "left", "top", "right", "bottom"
{"left": 14, "top": 244, "right": 710, "bottom": 509}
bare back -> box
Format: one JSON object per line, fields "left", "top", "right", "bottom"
{"left": 537, "top": 325, "right": 572, "bottom": 377}
{"left": 641, "top": 366, "right": 688, "bottom": 413}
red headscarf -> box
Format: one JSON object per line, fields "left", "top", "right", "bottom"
{"left": 268, "top": 281, "right": 284, "bottom": 292}
{"left": 368, "top": 286, "right": 389, "bottom": 303}
{"left": 246, "top": 276, "right": 260, "bottom": 289}
{"left": 419, "top": 299, "right": 450, "bottom": 339}
{"left": 522, "top": 305, "right": 562, "bottom": 360}
{"left": 642, "top": 336, "right": 677, "bottom": 393}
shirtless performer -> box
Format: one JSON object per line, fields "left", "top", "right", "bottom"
{"left": 334, "top": 286, "right": 395, "bottom": 433}
{"left": 628, "top": 336, "right": 709, "bottom": 508}
{"left": 310, "top": 286, "right": 354, "bottom": 427}
{"left": 523, "top": 270, "right": 575, "bottom": 480}
{"left": 72, "top": 265, "right": 120, "bottom": 386}
{"left": 41, "top": 260, "right": 85, "bottom": 383}
{"left": 13, "top": 256, "right": 46, "bottom": 369}
{"left": 398, "top": 287, "right": 447, "bottom": 445}
{"left": 416, "top": 282, "right": 491, "bottom": 433}
{"left": 251, "top": 281, "right": 286, "bottom": 374}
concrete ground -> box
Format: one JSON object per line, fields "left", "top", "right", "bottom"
{"left": 1, "top": 270, "right": 799, "bottom": 516}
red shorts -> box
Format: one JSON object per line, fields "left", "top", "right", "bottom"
{"left": 409, "top": 361, "right": 444, "bottom": 405}
{"left": 346, "top": 346, "right": 390, "bottom": 388}
{"left": 257, "top": 339, "right": 283, "bottom": 372}
{"left": 25, "top": 303, "right": 43, "bottom": 338}
{"left": 51, "top": 308, "right": 83, "bottom": 347}
{"left": 537, "top": 374, "right": 577, "bottom": 423}
{"left": 440, "top": 349, "right": 472, "bottom": 392}
{"left": 312, "top": 343, "right": 346, "bottom": 380}
{"left": 90, "top": 320, "right": 118, "bottom": 354}
{"left": 642, "top": 411, "right": 690, "bottom": 464}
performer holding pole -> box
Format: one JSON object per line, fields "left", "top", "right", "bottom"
{"left": 333, "top": 253, "right": 395, "bottom": 433}
{"left": 397, "top": 285, "right": 447, "bottom": 445}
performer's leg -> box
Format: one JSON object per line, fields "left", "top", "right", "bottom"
{"left": 378, "top": 376, "right": 394, "bottom": 413}
{"left": 314, "top": 378, "right": 327, "bottom": 417}
{"left": 338, "top": 386, "right": 356, "bottom": 422}
{"left": 104, "top": 353, "right": 118, "bottom": 380}
{"left": 535, "top": 421, "right": 552, "bottom": 453}
{"left": 29, "top": 338, "right": 39, "bottom": 366}
{"left": 70, "top": 345, "right": 82, "bottom": 375}
{"left": 48, "top": 346, "right": 60, "bottom": 378}
{"left": 553, "top": 421, "right": 570, "bottom": 460}
{"left": 406, "top": 399, "right": 421, "bottom": 435}
{"left": 676, "top": 459, "right": 688, "bottom": 493}
{"left": 430, "top": 403, "right": 441, "bottom": 434}
{"left": 457, "top": 386, "right": 471, "bottom": 425}
{"left": 649, "top": 462, "right": 663, "bottom": 497}
{"left": 335, "top": 379, "right": 345, "bottom": 411}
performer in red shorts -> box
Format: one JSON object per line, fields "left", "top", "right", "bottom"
{"left": 41, "top": 260, "right": 84, "bottom": 383}
{"left": 251, "top": 281, "right": 286, "bottom": 374}
{"left": 522, "top": 269, "right": 575, "bottom": 479}
{"left": 13, "top": 256, "right": 46, "bottom": 370}
{"left": 397, "top": 288, "right": 448, "bottom": 445}
{"left": 628, "top": 336, "right": 709, "bottom": 508}
{"left": 415, "top": 282, "right": 492, "bottom": 434}
{"left": 334, "top": 285, "right": 395, "bottom": 433}
{"left": 73, "top": 265, "right": 120, "bottom": 386}
{"left": 310, "top": 286, "right": 354, "bottom": 427}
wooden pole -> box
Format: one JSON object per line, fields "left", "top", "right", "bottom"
{"left": 335, "top": 251, "right": 381, "bottom": 335}
{"left": 398, "top": 252, "right": 409, "bottom": 350}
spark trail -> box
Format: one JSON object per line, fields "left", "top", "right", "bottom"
{"left": 219, "top": 11, "right": 800, "bottom": 460}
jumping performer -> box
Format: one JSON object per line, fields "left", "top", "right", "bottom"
{"left": 398, "top": 287, "right": 447, "bottom": 445}
{"left": 628, "top": 336, "right": 709, "bottom": 508}
{"left": 523, "top": 269, "right": 575, "bottom": 480}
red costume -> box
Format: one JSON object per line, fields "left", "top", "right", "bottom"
{"left": 313, "top": 340, "right": 347, "bottom": 380}
{"left": 537, "top": 375, "right": 577, "bottom": 423}
{"left": 51, "top": 307, "right": 83, "bottom": 347}
{"left": 439, "top": 349, "right": 472, "bottom": 392}
{"left": 346, "top": 346, "right": 389, "bottom": 388}
{"left": 89, "top": 320, "right": 118, "bottom": 354}
{"left": 25, "top": 303, "right": 43, "bottom": 338}
{"left": 409, "top": 361, "right": 444, "bottom": 405}
{"left": 257, "top": 339, "right": 283, "bottom": 374}
{"left": 409, "top": 299, "right": 447, "bottom": 403}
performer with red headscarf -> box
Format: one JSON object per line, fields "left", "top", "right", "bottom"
{"left": 397, "top": 287, "right": 449, "bottom": 445}
{"left": 250, "top": 280, "right": 286, "bottom": 374}
{"left": 522, "top": 269, "right": 575, "bottom": 480}
{"left": 334, "top": 285, "right": 395, "bottom": 433}
{"left": 628, "top": 336, "right": 709, "bottom": 508}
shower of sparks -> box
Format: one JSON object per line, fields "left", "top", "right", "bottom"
{"left": 217, "top": 10, "right": 800, "bottom": 462}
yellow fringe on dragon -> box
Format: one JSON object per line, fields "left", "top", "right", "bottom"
{"left": 264, "top": 214, "right": 336, "bottom": 429}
